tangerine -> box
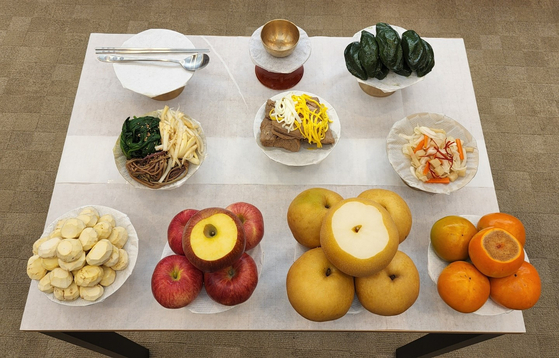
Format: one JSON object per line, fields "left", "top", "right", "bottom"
{"left": 490, "top": 261, "right": 541, "bottom": 310}
{"left": 477, "top": 212, "right": 526, "bottom": 247}
{"left": 437, "top": 261, "right": 490, "bottom": 313}
{"left": 468, "top": 227, "right": 524, "bottom": 278}
{"left": 430, "top": 216, "right": 478, "bottom": 262}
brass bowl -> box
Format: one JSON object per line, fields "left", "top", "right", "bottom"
{"left": 260, "top": 19, "right": 300, "bottom": 58}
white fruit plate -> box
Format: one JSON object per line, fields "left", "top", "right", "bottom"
{"left": 37, "top": 205, "right": 139, "bottom": 306}
{"left": 253, "top": 91, "right": 341, "bottom": 166}
{"left": 159, "top": 242, "right": 264, "bottom": 314}
{"left": 427, "top": 215, "right": 528, "bottom": 315}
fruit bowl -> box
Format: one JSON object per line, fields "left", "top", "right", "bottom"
{"left": 427, "top": 214, "right": 529, "bottom": 315}
{"left": 159, "top": 243, "right": 264, "bottom": 313}
{"left": 35, "top": 205, "right": 139, "bottom": 306}
{"left": 386, "top": 112, "right": 479, "bottom": 194}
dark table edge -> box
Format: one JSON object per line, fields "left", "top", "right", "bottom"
{"left": 41, "top": 331, "right": 149, "bottom": 358}
{"left": 37, "top": 331, "right": 519, "bottom": 358}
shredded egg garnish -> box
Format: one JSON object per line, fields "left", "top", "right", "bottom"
{"left": 270, "top": 93, "right": 332, "bottom": 148}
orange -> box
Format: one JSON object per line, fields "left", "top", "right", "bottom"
{"left": 437, "top": 261, "right": 490, "bottom": 313}
{"left": 430, "top": 216, "right": 478, "bottom": 262}
{"left": 468, "top": 227, "right": 524, "bottom": 278}
{"left": 477, "top": 212, "right": 526, "bottom": 247}
{"left": 490, "top": 261, "right": 541, "bottom": 310}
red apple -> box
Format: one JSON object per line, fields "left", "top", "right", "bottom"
{"left": 204, "top": 253, "right": 258, "bottom": 306}
{"left": 182, "top": 207, "right": 245, "bottom": 272}
{"left": 226, "top": 202, "right": 264, "bottom": 251}
{"left": 167, "top": 209, "right": 198, "bottom": 255}
{"left": 151, "top": 254, "right": 203, "bottom": 309}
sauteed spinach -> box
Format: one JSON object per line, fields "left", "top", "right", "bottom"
{"left": 119, "top": 116, "right": 161, "bottom": 159}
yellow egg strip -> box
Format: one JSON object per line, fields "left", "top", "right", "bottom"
{"left": 269, "top": 93, "right": 332, "bottom": 148}
{"left": 293, "top": 94, "right": 331, "bottom": 148}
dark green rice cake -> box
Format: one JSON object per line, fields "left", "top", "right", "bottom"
{"left": 401, "top": 30, "right": 425, "bottom": 71}
{"left": 344, "top": 41, "right": 368, "bottom": 80}
{"left": 416, "top": 39, "right": 435, "bottom": 77}
{"left": 374, "top": 61, "right": 390, "bottom": 80}
{"left": 358, "top": 31, "right": 379, "bottom": 78}
{"left": 375, "top": 22, "right": 404, "bottom": 72}
{"left": 394, "top": 60, "right": 412, "bottom": 77}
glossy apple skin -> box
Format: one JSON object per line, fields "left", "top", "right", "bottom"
{"left": 355, "top": 250, "right": 420, "bottom": 316}
{"left": 226, "top": 202, "right": 264, "bottom": 251}
{"left": 204, "top": 253, "right": 258, "bottom": 306}
{"left": 151, "top": 255, "right": 203, "bottom": 309}
{"left": 182, "top": 207, "right": 245, "bottom": 272}
{"left": 167, "top": 209, "right": 198, "bottom": 255}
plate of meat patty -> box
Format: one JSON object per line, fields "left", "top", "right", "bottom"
{"left": 253, "top": 91, "right": 341, "bottom": 166}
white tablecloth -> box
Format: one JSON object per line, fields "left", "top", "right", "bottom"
{"left": 21, "top": 33, "right": 525, "bottom": 333}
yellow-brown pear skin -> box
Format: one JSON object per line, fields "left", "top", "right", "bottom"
{"left": 320, "top": 197, "right": 399, "bottom": 277}
{"left": 287, "top": 188, "right": 343, "bottom": 248}
{"left": 355, "top": 250, "right": 420, "bottom": 316}
{"left": 358, "top": 189, "right": 412, "bottom": 243}
{"left": 286, "top": 247, "right": 355, "bottom": 322}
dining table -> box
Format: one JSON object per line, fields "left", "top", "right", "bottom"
{"left": 20, "top": 30, "right": 526, "bottom": 358}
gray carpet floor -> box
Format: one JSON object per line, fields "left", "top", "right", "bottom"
{"left": 1, "top": 0, "right": 558, "bottom": 357}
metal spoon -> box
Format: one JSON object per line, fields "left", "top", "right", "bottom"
{"left": 98, "top": 53, "right": 210, "bottom": 71}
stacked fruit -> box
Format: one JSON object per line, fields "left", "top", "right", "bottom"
{"left": 285, "top": 188, "right": 420, "bottom": 322}
{"left": 151, "top": 203, "right": 264, "bottom": 309}
{"left": 431, "top": 213, "right": 541, "bottom": 313}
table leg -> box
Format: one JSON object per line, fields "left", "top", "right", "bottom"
{"left": 396, "top": 333, "right": 502, "bottom": 358}
{"left": 41, "top": 331, "right": 149, "bottom": 358}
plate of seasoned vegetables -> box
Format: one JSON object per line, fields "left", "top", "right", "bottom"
{"left": 386, "top": 112, "right": 479, "bottom": 194}
{"left": 114, "top": 106, "right": 207, "bottom": 190}
{"left": 344, "top": 23, "right": 435, "bottom": 94}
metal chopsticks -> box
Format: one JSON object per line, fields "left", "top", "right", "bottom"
{"left": 95, "top": 47, "right": 210, "bottom": 54}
